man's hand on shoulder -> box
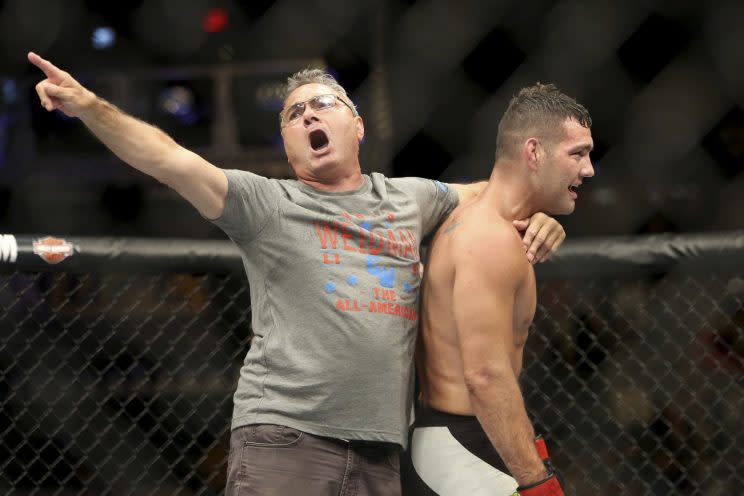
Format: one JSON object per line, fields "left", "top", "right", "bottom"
{"left": 512, "top": 213, "right": 566, "bottom": 264}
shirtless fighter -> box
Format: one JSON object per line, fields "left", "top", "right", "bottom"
{"left": 401, "top": 83, "right": 594, "bottom": 496}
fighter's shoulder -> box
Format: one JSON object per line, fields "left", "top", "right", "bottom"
{"left": 452, "top": 214, "right": 519, "bottom": 244}
{"left": 452, "top": 216, "right": 525, "bottom": 263}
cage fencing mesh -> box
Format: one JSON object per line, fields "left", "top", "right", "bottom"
{"left": 1, "top": 236, "right": 743, "bottom": 495}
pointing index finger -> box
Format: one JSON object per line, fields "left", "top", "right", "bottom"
{"left": 27, "top": 52, "right": 65, "bottom": 83}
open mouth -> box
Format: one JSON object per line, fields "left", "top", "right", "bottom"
{"left": 568, "top": 185, "right": 578, "bottom": 193}
{"left": 309, "top": 129, "right": 329, "bottom": 151}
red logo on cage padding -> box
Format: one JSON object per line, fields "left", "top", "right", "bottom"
{"left": 32, "top": 236, "right": 75, "bottom": 264}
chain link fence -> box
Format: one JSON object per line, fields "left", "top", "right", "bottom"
{"left": 1, "top": 233, "right": 743, "bottom": 495}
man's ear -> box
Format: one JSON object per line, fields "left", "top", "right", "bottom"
{"left": 356, "top": 116, "right": 365, "bottom": 143}
{"left": 525, "top": 138, "right": 540, "bottom": 171}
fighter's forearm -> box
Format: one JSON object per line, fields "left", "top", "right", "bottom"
{"left": 466, "top": 369, "right": 547, "bottom": 485}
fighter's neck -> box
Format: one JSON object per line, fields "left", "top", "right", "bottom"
{"left": 478, "top": 167, "right": 538, "bottom": 221}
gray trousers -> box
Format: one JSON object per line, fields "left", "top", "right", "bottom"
{"left": 226, "top": 424, "right": 401, "bottom": 496}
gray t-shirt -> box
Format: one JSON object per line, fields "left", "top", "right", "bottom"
{"left": 212, "top": 170, "right": 458, "bottom": 447}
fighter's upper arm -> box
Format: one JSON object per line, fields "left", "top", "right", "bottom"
{"left": 451, "top": 229, "right": 526, "bottom": 374}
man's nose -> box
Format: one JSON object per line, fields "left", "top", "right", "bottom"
{"left": 302, "top": 106, "right": 320, "bottom": 124}
{"left": 583, "top": 158, "right": 595, "bottom": 178}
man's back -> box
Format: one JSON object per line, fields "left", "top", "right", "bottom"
{"left": 417, "top": 198, "right": 537, "bottom": 416}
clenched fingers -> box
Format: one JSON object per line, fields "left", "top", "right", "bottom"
{"left": 34, "top": 81, "right": 65, "bottom": 111}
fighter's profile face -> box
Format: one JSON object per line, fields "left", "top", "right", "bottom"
{"left": 542, "top": 118, "right": 594, "bottom": 215}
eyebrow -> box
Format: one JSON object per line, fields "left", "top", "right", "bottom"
{"left": 569, "top": 142, "right": 594, "bottom": 153}
{"left": 283, "top": 100, "right": 304, "bottom": 111}
{"left": 285, "top": 92, "right": 336, "bottom": 106}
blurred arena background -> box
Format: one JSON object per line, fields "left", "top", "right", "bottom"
{"left": 0, "top": 0, "right": 743, "bottom": 495}
{"left": 0, "top": 0, "right": 742, "bottom": 238}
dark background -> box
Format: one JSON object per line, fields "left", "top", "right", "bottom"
{"left": 0, "top": 0, "right": 743, "bottom": 239}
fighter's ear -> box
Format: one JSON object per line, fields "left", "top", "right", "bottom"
{"left": 524, "top": 137, "right": 540, "bottom": 171}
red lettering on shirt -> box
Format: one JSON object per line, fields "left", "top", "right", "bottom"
{"left": 336, "top": 298, "right": 362, "bottom": 312}
{"left": 323, "top": 253, "right": 341, "bottom": 264}
{"left": 369, "top": 231, "right": 384, "bottom": 255}
{"left": 314, "top": 222, "right": 338, "bottom": 249}
{"left": 386, "top": 230, "right": 399, "bottom": 256}
{"left": 399, "top": 230, "right": 413, "bottom": 258}
{"left": 341, "top": 222, "right": 356, "bottom": 252}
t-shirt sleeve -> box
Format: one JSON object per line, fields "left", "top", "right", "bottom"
{"left": 392, "top": 177, "right": 459, "bottom": 237}
{"left": 210, "top": 169, "right": 281, "bottom": 244}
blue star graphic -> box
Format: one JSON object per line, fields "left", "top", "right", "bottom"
{"left": 347, "top": 275, "right": 358, "bottom": 286}
{"left": 325, "top": 282, "right": 337, "bottom": 293}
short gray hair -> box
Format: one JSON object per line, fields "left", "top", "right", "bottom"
{"left": 283, "top": 68, "right": 358, "bottom": 116}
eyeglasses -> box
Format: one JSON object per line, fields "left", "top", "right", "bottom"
{"left": 280, "top": 94, "right": 356, "bottom": 126}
